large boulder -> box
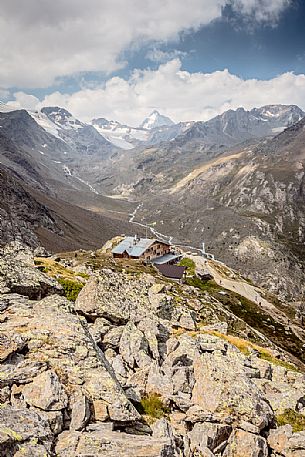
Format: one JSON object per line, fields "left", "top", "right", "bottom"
{"left": 75, "top": 270, "right": 181, "bottom": 324}
{"left": 0, "top": 293, "right": 140, "bottom": 425}
{"left": 188, "top": 422, "right": 232, "bottom": 454}
{"left": 56, "top": 428, "right": 178, "bottom": 456}
{"left": 22, "top": 370, "right": 68, "bottom": 411}
{"left": 70, "top": 394, "right": 91, "bottom": 431}
{"left": 268, "top": 426, "right": 305, "bottom": 457}
{"left": 191, "top": 335, "right": 274, "bottom": 430}
{"left": 0, "top": 241, "right": 61, "bottom": 299}
{"left": 0, "top": 406, "right": 52, "bottom": 455}
{"left": 223, "top": 429, "right": 268, "bottom": 457}
{"left": 0, "top": 355, "right": 47, "bottom": 387}
{"left": 254, "top": 366, "right": 305, "bottom": 415}
{"left": 119, "top": 322, "right": 151, "bottom": 369}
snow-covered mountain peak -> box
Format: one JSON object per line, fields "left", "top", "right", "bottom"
{"left": 41, "top": 106, "right": 84, "bottom": 131}
{"left": 251, "top": 104, "right": 304, "bottom": 121}
{"left": 92, "top": 117, "right": 150, "bottom": 150}
{"left": 140, "top": 110, "right": 174, "bottom": 130}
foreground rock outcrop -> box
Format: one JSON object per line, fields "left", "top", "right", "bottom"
{"left": 0, "top": 243, "right": 305, "bottom": 456}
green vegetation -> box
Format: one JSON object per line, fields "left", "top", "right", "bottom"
{"left": 179, "top": 257, "right": 196, "bottom": 276}
{"left": 186, "top": 276, "right": 221, "bottom": 294}
{"left": 57, "top": 278, "right": 84, "bottom": 302}
{"left": 179, "top": 263, "right": 305, "bottom": 365}
{"left": 75, "top": 272, "right": 90, "bottom": 280}
{"left": 138, "top": 393, "right": 170, "bottom": 421}
{"left": 203, "top": 330, "right": 298, "bottom": 372}
{"left": 276, "top": 409, "right": 305, "bottom": 432}
{"left": 2, "top": 428, "right": 23, "bottom": 441}
{"left": 218, "top": 291, "right": 304, "bottom": 363}
{"left": 34, "top": 257, "right": 88, "bottom": 301}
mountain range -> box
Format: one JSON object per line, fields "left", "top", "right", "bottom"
{"left": 1, "top": 101, "right": 305, "bottom": 299}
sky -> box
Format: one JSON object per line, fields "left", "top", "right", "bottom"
{"left": 2, "top": 0, "right": 305, "bottom": 126}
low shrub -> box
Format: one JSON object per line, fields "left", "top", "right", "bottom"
{"left": 138, "top": 393, "right": 170, "bottom": 420}
{"left": 58, "top": 278, "right": 84, "bottom": 302}
{"left": 276, "top": 409, "right": 305, "bottom": 432}
{"left": 179, "top": 257, "right": 196, "bottom": 276}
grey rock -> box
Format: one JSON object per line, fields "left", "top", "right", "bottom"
{"left": 268, "top": 425, "right": 293, "bottom": 454}
{"left": 223, "top": 429, "right": 268, "bottom": 457}
{"left": 188, "top": 422, "right": 232, "bottom": 453}
{"left": 119, "top": 321, "right": 150, "bottom": 369}
{"left": 0, "top": 406, "right": 52, "bottom": 444}
{"left": 191, "top": 336, "right": 274, "bottom": 430}
{"left": 22, "top": 370, "right": 68, "bottom": 411}
{"left": 0, "top": 355, "right": 47, "bottom": 386}
{"left": 103, "top": 326, "right": 124, "bottom": 348}
{"left": 0, "top": 241, "right": 62, "bottom": 299}
{"left": 70, "top": 394, "right": 91, "bottom": 431}
{"left": 56, "top": 428, "right": 178, "bottom": 456}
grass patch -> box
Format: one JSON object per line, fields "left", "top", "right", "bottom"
{"left": 203, "top": 330, "right": 298, "bottom": 372}
{"left": 137, "top": 393, "right": 170, "bottom": 421}
{"left": 179, "top": 257, "right": 196, "bottom": 276}
{"left": 34, "top": 257, "right": 89, "bottom": 301}
{"left": 276, "top": 409, "right": 305, "bottom": 432}
{"left": 75, "top": 272, "right": 90, "bottom": 280}
{"left": 186, "top": 276, "right": 221, "bottom": 294}
{"left": 34, "top": 257, "right": 79, "bottom": 281}
{"left": 57, "top": 278, "right": 84, "bottom": 302}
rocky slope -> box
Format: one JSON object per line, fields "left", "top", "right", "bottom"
{"left": 1, "top": 241, "right": 305, "bottom": 456}
{"left": 0, "top": 108, "right": 142, "bottom": 252}
{"left": 0, "top": 161, "right": 138, "bottom": 253}
{"left": 0, "top": 164, "right": 61, "bottom": 248}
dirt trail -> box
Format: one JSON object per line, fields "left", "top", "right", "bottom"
{"left": 191, "top": 255, "right": 290, "bottom": 325}
{"left": 170, "top": 151, "right": 244, "bottom": 193}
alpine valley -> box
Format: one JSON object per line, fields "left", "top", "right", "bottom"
{"left": 2, "top": 101, "right": 305, "bottom": 456}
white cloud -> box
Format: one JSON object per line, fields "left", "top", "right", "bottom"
{"left": 146, "top": 48, "right": 187, "bottom": 63}
{"left": 232, "top": 0, "right": 291, "bottom": 22}
{"left": 0, "top": 0, "right": 290, "bottom": 89}
{"left": 12, "top": 59, "right": 304, "bottom": 126}
{"left": 7, "top": 92, "right": 40, "bottom": 111}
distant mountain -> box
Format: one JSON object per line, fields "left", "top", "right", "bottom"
{"left": 170, "top": 104, "right": 305, "bottom": 152}
{"left": 0, "top": 108, "right": 139, "bottom": 251}
{"left": 92, "top": 117, "right": 149, "bottom": 150}
{"left": 0, "top": 109, "right": 73, "bottom": 191}
{"left": 0, "top": 107, "right": 133, "bottom": 211}
{"left": 140, "top": 110, "right": 174, "bottom": 129}
{"left": 119, "top": 104, "right": 305, "bottom": 193}
{"left": 38, "top": 107, "right": 114, "bottom": 157}
{"left": 92, "top": 114, "right": 190, "bottom": 150}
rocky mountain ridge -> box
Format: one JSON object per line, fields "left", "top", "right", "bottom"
{"left": 91, "top": 104, "right": 304, "bottom": 198}
{"left": 1, "top": 240, "right": 305, "bottom": 456}
{"left": 1, "top": 102, "right": 305, "bottom": 300}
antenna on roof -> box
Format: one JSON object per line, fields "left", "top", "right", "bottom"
{"left": 133, "top": 234, "right": 140, "bottom": 245}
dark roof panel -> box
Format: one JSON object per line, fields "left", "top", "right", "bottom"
{"left": 156, "top": 264, "right": 186, "bottom": 280}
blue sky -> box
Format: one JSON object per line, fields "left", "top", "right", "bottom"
{"left": 2, "top": 0, "right": 305, "bottom": 125}
{"left": 120, "top": 0, "right": 305, "bottom": 81}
